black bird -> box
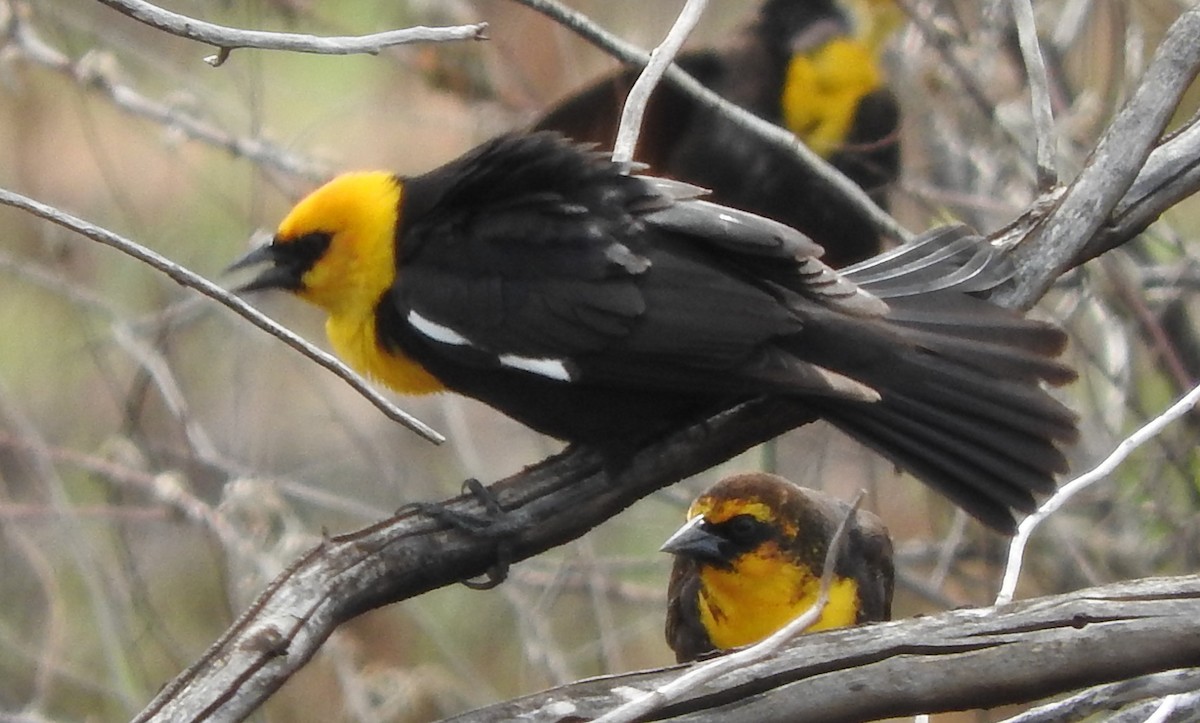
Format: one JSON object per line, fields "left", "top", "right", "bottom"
{"left": 231, "top": 131, "right": 1077, "bottom": 532}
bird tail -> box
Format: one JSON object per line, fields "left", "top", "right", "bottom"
{"left": 810, "top": 226, "right": 1078, "bottom": 533}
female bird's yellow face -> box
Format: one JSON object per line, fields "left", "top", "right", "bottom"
{"left": 269, "top": 171, "right": 404, "bottom": 316}
{"left": 662, "top": 475, "right": 865, "bottom": 653}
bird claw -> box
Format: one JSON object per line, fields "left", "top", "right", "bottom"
{"left": 400, "top": 478, "right": 513, "bottom": 589}
{"left": 460, "top": 540, "right": 512, "bottom": 590}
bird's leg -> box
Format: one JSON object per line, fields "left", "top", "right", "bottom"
{"left": 400, "top": 478, "right": 513, "bottom": 589}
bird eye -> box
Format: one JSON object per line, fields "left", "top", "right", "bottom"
{"left": 286, "top": 231, "right": 333, "bottom": 268}
{"left": 722, "top": 514, "right": 763, "bottom": 544}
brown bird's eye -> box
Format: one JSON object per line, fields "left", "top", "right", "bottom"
{"left": 721, "top": 514, "right": 767, "bottom": 546}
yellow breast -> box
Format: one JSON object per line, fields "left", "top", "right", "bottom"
{"left": 696, "top": 543, "right": 861, "bottom": 650}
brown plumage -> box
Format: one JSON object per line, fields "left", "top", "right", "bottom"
{"left": 664, "top": 473, "right": 893, "bottom": 662}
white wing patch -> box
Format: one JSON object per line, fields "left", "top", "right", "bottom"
{"left": 498, "top": 354, "right": 573, "bottom": 382}
{"left": 407, "top": 310, "right": 574, "bottom": 382}
{"left": 407, "top": 310, "right": 472, "bottom": 346}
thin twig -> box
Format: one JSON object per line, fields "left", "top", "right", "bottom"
{"left": 1010, "top": 0, "right": 1058, "bottom": 186}
{"left": 94, "top": 0, "right": 487, "bottom": 67}
{"left": 611, "top": 0, "right": 708, "bottom": 164}
{"left": 7, "top": 7, "right": 327, "bottom": 181}
{"left": 0, "top": 187, "right": 445, "bottom": 444}
{"left": 996, "top": 381, "right": 1200, "bottom": 605}
{"left": 1143, "top": 694, "right": 1183, "bottom": 723}
{"left": 110, "top": 325, "right": 222, "bottom": 462}
{"left": 593, "top": 491, "right": 866, "bottom": 723}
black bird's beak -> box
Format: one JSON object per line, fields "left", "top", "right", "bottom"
{"left": 226, "top": 243, "right": 293, "bottom": 293}
{"left": 661, "top": 515, "right": 728, "bottom": 565}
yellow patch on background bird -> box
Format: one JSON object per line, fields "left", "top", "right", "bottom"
{"left": 782, "top": 38, "right": 882, "bottom": 157}
{"left": 696, "top": 540, "right": 861, "bottom": 649}
{"left": 277, "top": 171, "right": 444, "bottom": 394}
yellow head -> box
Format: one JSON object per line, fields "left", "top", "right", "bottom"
{"left": 253, "top": 172, "right": 403, "bottom": 315}
{"left": 229, "top": 171, "right": 444, "bottom": 394}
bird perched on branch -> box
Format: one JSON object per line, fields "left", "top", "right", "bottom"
{"left": 662, "top": 472, "right": 893, "bottom": 663}
{"left": 534, "top": 0, "right": 904, "bottom": 268}
{"left": 230, "top": 130, "right": 1076, "bottom": 532}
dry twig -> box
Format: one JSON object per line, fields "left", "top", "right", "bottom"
{"left": 95, "top": 0, "right": 487, "bottom": 67}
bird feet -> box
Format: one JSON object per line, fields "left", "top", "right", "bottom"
{"left": 402, "top": 478, "right": 513, "bottom": 590}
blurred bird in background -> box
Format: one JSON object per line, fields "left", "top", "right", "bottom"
{"left": 535, "top": 0, "right": 905, "bottom": 268}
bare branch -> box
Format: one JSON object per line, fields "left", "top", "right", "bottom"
{"left": 1002, "top": 669, "right": 1200, "bottom": 723}
{"left": 994, "top": 6, "right": 1200, "bottom": 306}
{"left": 0, "top": 187, "right": 445, "bottom": 445}
{"left": 94, "top": 0, "right": 487, "bottom": 67}
{"left": 1009, "top": 0, "right": 1058, "bottom": 186}
{"left": 5, "top": 7, "right": 327, "bottom": 181}
{"left": 611, "top": 0, "right": 708, "bottom": 164}
{"left": 131, "top": 401, "right": 826, "bottom": 722}
{"left": 448, "top": 575, "right": 1200, "bottom": 722}
{"left": 996, "top": 381, "right": 1200, "bottom": 605}
{"left": 1081, "top": 113, "right": 1200, "bottom": 262}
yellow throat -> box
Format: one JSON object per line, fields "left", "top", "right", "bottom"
{"left": 781, "top": 37, "right": 883, "bottom": 158}
{"left": 696, "top": 542, "right": 861, "bottom": 650}
{"left": 277, "top": 172, "right": 444, "bottom": 395}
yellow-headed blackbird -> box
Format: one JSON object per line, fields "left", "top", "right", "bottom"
{"left": 533, "top": 0, "right": 902, "bottom": 268}
{"left": 663, "top": 472, "right": 892, "bottom": 663}
{"left": 230, "top": 130, "right": 1076, "bottom": 532}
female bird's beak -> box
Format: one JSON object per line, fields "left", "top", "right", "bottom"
{"left": 661, "top": 515, "right": 728, "bottom": 564}
{"left": 226, "top": 244, "right": 295, "bottom": 292}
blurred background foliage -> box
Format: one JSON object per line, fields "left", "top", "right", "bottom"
{"left": 0, "top": 0, "right": 1197, "bottom": 721}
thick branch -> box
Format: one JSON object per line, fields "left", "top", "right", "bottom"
{"left": 1005, "top": 669, "right": 1200, "bottom": 723}
{"left": 447, "top": 575, "right": 1200, "bottom": 722}
{"left": 1080, "top": 113, "right": 1200, "bottom": 263}
{"left": 132, "top": 401, "right": 820, "bottom": 723}
{"left": 993, "top": 6, "right": 1200, "bottom": 306}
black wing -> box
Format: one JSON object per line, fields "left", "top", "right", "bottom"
{"left": 390, "top": 132, "right": 878, "bottom": 398}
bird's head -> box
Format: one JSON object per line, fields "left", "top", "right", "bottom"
{"left": 229, "top": 171, "right": 402, "bottom": 316}
{"left": 661, "top": 474, "right": 799, "bottom": 573}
